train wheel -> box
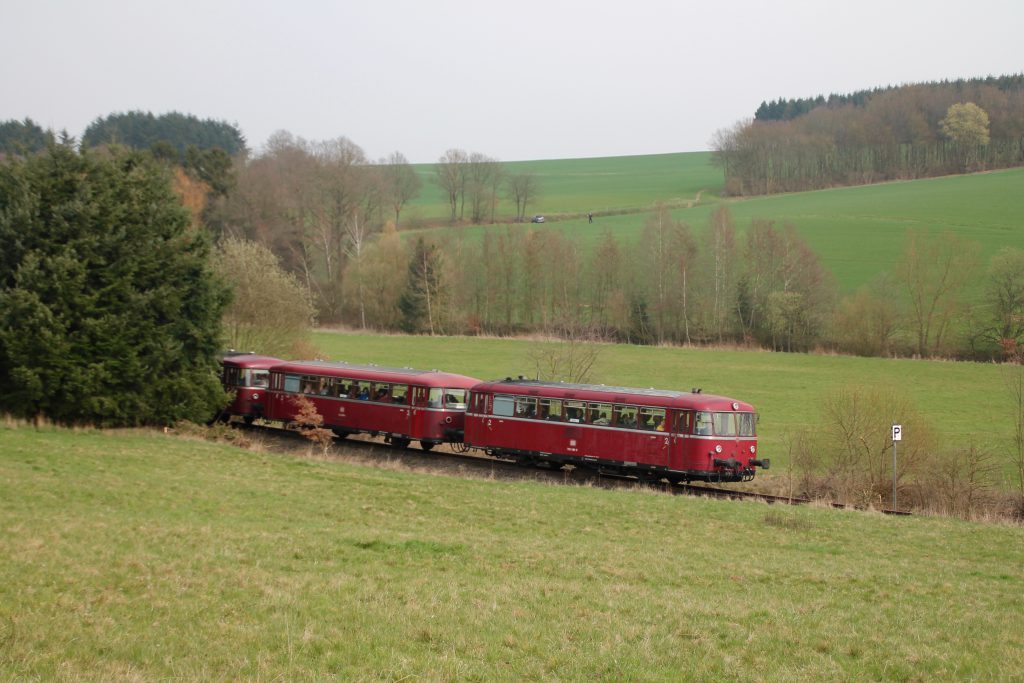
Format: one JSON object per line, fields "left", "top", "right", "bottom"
{"left": 243, "top": 415, "right": 255, "bottom": 426}
{"left": 420, "top": 441, "right": 435, "bottom": 452}
{"left": 332, "top": 429, "right": 350, "bottom": 440}
{"left": 391, "top": 437, "right": 410, "bottom": 449}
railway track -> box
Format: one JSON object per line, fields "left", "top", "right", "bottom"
{"left": 234, "top": 421, "right": 911, "bottom": 516}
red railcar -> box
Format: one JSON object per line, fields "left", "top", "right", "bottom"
{"left": 220, "top": 353, "right": 284, "bottom": 423}
{"left": 464, "top": 379, "right": 767, "bottom": 482}
{"left": 263, "top": 360, "right": 481, "bottom": 450}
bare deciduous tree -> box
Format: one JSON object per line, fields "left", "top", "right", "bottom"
{"left": 526, "top": 326, "right": 602, "bottom": 384}
{"left": 898, "top": 229, "right": 979, "bottom": 357}
{"left": 214, "top": 237, "right": 315, "bottom": 357}
{"left": 435, "top": 148, "right": 467, "bottom": 223}
{"left": 381, "top": 151, "right": 421, "bottom": 227}
{"left": 506, "top": 172, "right": 539, "bottom": 222}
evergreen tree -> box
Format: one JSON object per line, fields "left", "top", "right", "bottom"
{"left": 0, "top": 118, "right": 53, "bottom": 156}
{"left": 82, "top": 111, "right": 247, "bottom": 159}
{"left": 0, "top": 143, "right": 229, "bottom": 425}
{"left": 398, "top": 237, "right": 443, "bottom": 334}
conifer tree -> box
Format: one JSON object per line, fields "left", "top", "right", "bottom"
{"left": 0, "top": 143, "right": 228, "bottom": 425}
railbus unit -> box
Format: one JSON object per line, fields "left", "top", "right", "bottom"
{"left": 464, "top": 379, "right": 767, "bottom": 482}
{"left": 263, "top": 360, "right": 482, "bottom": 450}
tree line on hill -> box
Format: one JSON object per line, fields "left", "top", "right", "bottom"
{"left": 348, "top": 209, "right": 1024, "bottom": 364}
{"left": 714, "top": 75, "right": 1024, "bottom": 195}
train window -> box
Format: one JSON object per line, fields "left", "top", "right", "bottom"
{"left": 515, "top": 396, "right": 537, "bottom": 418}
{"left": 694, "top": 412, "right": 713, "bottom": 436}
{"left": 614, "top": 405, "right": 638, "bottom": 429}
{"left": 248, "top": 370, "right": 269, "bottom": 388}
{"left": 444, "top": 389, "right": 467, "bottom": 409}
{"left": 373, "top": 383, "right": 391, "bottom": 402}
{"left": 284, "top": 375, "right": 301, "bottom": 393}
{"left": 713, "top": 412, "right": 737, "bottom": 437}
{"left": 565, "top": 400, "right": 585, "bottom": 423}
{"left": 638, "top": 407, "right": 666, "bottom": 431}
{"left": 539, "top": 398, "right": 562, "bottom": 421}
{"left": 493, "top": 395, "right": 515, "bottom": 417}
{"left": 427, "top": 388, "right": 443, "bottom": 407}
{"left": 223, "top": 367, "right": 240, "bottom": 386}
{"left": 588, "top": 403, "right": 612, "bottom": 425}
{"left": 392, "top": 385, "right": 409, "bottom": 404}
{"left": 738, "top": 413, "right": 756, "bottom": 437}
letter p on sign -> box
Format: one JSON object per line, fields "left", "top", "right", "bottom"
{"left": 892, "top": 424, "right": 902, "bottom": 442}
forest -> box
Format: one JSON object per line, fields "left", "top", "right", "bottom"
{"left": 714, "top": 75, "right": 1024, "bottom": 195}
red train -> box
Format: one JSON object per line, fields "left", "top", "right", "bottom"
{"left": 263, "top": 360, "right": 480, "bottom": 449}
{"left": 219, "top": 356, "right": 767, "bottom": 482}
{"left": 464, "top": 378, "right": 766, "bottom": 483}
{"left": 220, "top": 352, "right": 282, "bottom": 424}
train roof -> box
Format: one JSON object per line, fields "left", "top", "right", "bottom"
{"left": 472, "top": 378, "right": 755, "bottom": 411}
{"left": 269, "top": 359, "right": 481, "bottom": 388}
{"left": 220, "top": 353, "right": 285, "bottom": 369}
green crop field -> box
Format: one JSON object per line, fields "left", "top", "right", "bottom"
{"left": 404, "top": 152, "right": 720, "bottom": 221}
{"left": 2, "top": 424, "right": 1022, "bottom": 680}
{"left": 312, "top": 331, "right": 1021, "bottom": 485}
{"left": 405, "top": 151, "right": 1024, "bottom": 294}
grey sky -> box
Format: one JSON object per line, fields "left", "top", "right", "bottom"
{"left": 3, "top": 0, "right": 1021, "bottom": 163}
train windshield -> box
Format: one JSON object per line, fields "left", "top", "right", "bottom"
{"left": 737, "top": 412, "right": 756, "bottom": 437}
{"left": 704, "top": 412, "right": 757, "bottom": 437}
{"left": 430, "top": 388, "right": 467, "bottom": 409}
{"left": 246, "top": 370, "right": 269, "bottom": 388}
{"left": 444, "top": 389, "right": 468, "bottom": 409}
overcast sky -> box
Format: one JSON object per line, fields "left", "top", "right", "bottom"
{"left": 3, "top": 0, "right": 1022, "bottom": 163}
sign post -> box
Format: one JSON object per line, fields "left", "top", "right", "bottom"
{"left": 891, "top": 424, "right": 902, "bottom": 510}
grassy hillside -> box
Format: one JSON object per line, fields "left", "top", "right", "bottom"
{"left": 2, "top": 425, "right": 1022, "bottom": 680}
{"left": 404, "top": 151, "right": 720, "bottom": 221}
{"left": 312, "top": 331, "right": 1021, "bottom": 483}
{"left": 404, "top": 151, "right": 1024, "bottom": 294}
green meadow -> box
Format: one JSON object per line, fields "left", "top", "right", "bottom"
{"left": 2, "top": 424, "right": 1022, "bottom": 681}
{"left": 405, "top": 152, "right": 720, "bottom": 220}
{"left": 312, "top": 331, "right": 1020, "bottom": 484}
{"left": 406, "top": 152, "right": 1024, "bottom": 294}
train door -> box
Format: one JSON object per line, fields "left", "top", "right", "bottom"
{"left": 667, "top": 410, "right": 691, "bottom": 471}
{"left": 410, "top": 385, "right": 430, "bottom": 437}
{"left": 637, "top": 407, "right": 670, "bottom": 466}
{"left": 386, "top": 384, "right": 413, "bottom": 437}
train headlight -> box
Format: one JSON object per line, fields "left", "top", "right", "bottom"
{"left": 252, "top": 393, "right": 260, "bottom": 400}
{"left": 715, "top": 444, "right": 723, "bottom": 454}
{"left": 750, "top": 445, "right": 756, "bottom": 454}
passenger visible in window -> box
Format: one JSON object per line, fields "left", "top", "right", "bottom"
{"left": 358, "top": 387, "right": 370, "bottom": 400}
{"left": 376, "top": 387, "right": 390, "bottom": 401}
{"left": 566, "top": 407, "right": 582, "bottom": 423}
{"left": 695, "top": 412, "right": 713, "bottom": 436}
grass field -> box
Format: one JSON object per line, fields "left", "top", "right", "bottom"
{"left": 404, "top": 151, "right": 1024, "bottom": 294}
{"left": 2, "top": 424, "right": 1022, "bottom": 681}
{"left": 312, "top": 330, "right": 1021, "bottom": 485}
{"left": 404, "top": 152, "right": 720, "bottom": 221}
